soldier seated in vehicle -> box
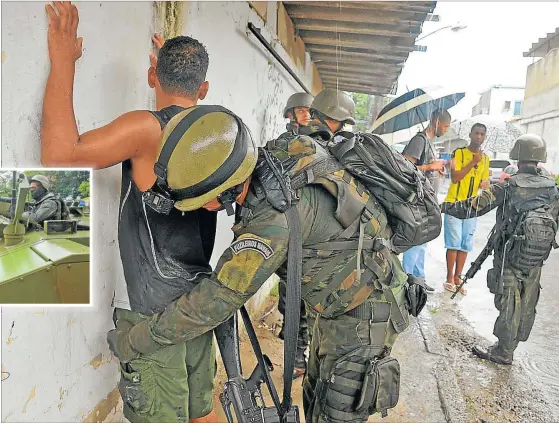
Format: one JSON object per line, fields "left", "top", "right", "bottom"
{"left": 22, "top": 175, "right": 67, "bottom": 225}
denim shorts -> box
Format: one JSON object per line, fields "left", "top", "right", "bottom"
{"left": 444, "top": 213, "right": 477, "bottom": 252}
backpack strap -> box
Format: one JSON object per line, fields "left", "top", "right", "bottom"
{"left": 290, "top": 157, "right": 344, "bottom": 190}
{"left": 452, "top": 147, "right": 466, "bottom": 202}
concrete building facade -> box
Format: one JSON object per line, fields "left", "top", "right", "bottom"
{"left": 471, "top": 85, "right": 525, "bottom": 120}
{"left": 519, "top": 28, "right": 559, "bottom": 174}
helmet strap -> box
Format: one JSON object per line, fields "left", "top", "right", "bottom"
{"left": 217, "top": 183, "right": 246, "bottom": 216}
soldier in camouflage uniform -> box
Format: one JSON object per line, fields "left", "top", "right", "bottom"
{"left": 442, "top": 134, "right": 559, "bottom": 364}
{"left": 108, "top": 92, "right": 411, "bottom": 422}
{"left": 276, "top": 92, "right": 315, "bottom": 379}
{"left": 22, "top": 175, "right": 65, "bottom": 224}
{"left": 279, "top": 92, "right": 314, "bottom": 137}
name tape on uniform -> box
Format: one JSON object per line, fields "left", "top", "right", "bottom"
{"left": 230, "top": 237, "right": 275, "bottom": 259}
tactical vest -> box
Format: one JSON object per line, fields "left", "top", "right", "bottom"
{"left": 247, "top": 135, "right": 410, "bottom": 331}
{"left": 34, "top": 192, "right": 62, "bottom": 221}
{"left": 498, "top": 171, "right": 559, "bottom": 270}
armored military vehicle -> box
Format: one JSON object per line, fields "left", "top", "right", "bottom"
{"left": 0, "top": 172, "right": 90, "bottom": 304}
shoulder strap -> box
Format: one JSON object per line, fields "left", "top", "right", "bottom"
{"left": 291, "top": 157, "right": 344, "bottom": 190}
{"left": 280, "top": 205, "right": 303, "bottom": 420}
{"left": 149, "top": 105, "right": 187, "bottom": 130}
{"left": 416, "top": 132, "right": 430, "bottom": 165}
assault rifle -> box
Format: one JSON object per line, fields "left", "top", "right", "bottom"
{"left": 216, "top": 309, "right": 300, "bottom": 423}
{"left": 452, "top": 226, "right": 500, "bottom": 299}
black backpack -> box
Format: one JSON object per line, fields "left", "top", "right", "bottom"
{"left": 328, "top": 132, "right": 442, "bottom": 253}
{"left": 506, "top": 186, "right": 559, "bottom": 271}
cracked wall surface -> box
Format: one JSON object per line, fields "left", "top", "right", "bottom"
{"left": 1, "top": 2, "right": 317, "bottom": 421}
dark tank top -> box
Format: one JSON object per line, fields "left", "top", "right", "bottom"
{"left": 117, "top": 106, "right": 217, "bottom": 315}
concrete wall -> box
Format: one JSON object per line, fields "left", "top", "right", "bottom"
{"left": 1, "top": 1, "right": 320, "bottom": 421}
{"left": 520, "top": 49, "right": 559, "bottom": 174}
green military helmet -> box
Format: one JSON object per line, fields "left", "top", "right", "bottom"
{"left": 310, "top": 88, "right": 356, "bottom": 125}
{"left": 283, "top": 92, "right": 314, "bottom": 118}
{"left": 154, "top": 105, "right": 258, "bottom": 212}
{"left": 509, "top": 134, "right": 547, "bottom": 163}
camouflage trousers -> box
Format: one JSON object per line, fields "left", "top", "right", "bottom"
{"left": 302, "top": 307, "right": 402, "bottom": 423}
{"left": 113, "top": 308, "right": 216, "bottom": 423}
{"left": 488, "top": 261, "right": 542, "bottom": 357}
{"left": 278, "top": 280, "right": 310, "bottom": 368}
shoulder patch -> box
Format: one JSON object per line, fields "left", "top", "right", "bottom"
{"left": 230, "top": 237, "right": 275, "bottom": 259}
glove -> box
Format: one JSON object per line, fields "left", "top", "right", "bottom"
{"left": 440, "top": 202, "right": 449, "bottom": 213}
{"left": 107, "top": 320, "right": 140, "bottom": 364}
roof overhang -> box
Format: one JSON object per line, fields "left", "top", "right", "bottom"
{"left": 523, "top": 27, "right": 559, "bottom": 58}
{"left": 283, "top": 1, "right": 437, "bottom": 95}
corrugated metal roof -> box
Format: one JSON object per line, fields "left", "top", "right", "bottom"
{"left": 283, "top": 1, "right": 437, "bottom": 95}
{"left": 523, "top": 27, "right": 559, "bottom": 58}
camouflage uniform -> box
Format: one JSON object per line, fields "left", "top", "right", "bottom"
{"left": 126, "top": 135, "right": 410, "bottom": 422}
{"left": 22, "top": 192, "right": 61, "bottom": 223}
{"left": 442, "top": 166, "right": 559, "bottom": 361}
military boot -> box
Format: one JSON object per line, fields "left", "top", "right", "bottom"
{"left": 472, "top": 344, "right": 513, "bottom": 365}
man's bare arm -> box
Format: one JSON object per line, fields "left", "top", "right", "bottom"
{"left": 41, "top": 2, "right": 160, "bottom": 169}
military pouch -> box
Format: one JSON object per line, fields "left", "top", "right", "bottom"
{"left": 405, "top": 275, "right": 427, "bottom": 317}
{"left": 319, "top": 346, "right": 400, "bottom": 421}
{"left": 487, "top": 268, "right": 503, "bottom": 295}
{"left": 354, "top": 356, "right": 400, "bottom": 418}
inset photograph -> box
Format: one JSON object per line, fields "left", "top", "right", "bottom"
{"left": 0, "top": 169, "right": 91, "bottom": 305}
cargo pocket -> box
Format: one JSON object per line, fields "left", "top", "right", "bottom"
{"left": 119, "top": 359, "right": 156, "bottom": 417}
{"left": 319, "top": 347, "right": 400, "bottom": 422}
{"left": 486, "top": 268, "right": 503, "bottom": 294}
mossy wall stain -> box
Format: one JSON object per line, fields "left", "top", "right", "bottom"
{"left": 154, "top": 1, "right": 185, "bottom": 40}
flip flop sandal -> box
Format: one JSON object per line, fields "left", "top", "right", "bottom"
{"left": 443, "top": 282, "right": 456, "bottom": 293}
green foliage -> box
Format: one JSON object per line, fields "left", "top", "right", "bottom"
{"left": 351, "top": 93, "right": 372, "bottom": 132}
{"left": 78, "top": 181, "right": 90, "bottom": 197}
{"left": 269, "top": 281, "right": 279, "bottom": 297}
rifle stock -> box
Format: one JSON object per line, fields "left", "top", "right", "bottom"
{"left": 451, "top": 227, "right": 499, "bottom": 299}
{"left": 215, "top": 313, "right": 300, "bottom": 423}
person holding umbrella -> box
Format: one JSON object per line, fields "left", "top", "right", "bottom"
{"left": 401, "top": 109, "right": 451, "bottom": 290}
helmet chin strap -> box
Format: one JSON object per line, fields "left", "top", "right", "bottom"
{"left": 217, "top": 183, "right": 245, "bottom": 216}
{"left": 313, "top": 112, "right": 343, "bottom": 134}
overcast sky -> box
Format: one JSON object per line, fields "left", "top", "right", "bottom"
{"left": 397, "top": 2, "right": 559, "bottom": 120}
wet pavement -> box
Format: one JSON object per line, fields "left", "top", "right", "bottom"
{"left": 424, "top": 181, "right": 559, "bottom": 419}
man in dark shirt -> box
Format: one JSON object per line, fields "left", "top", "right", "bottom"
{"left": 42, "top": 3, "right": 218, "bottom": 422}
{"left": 401, "top": 109, "right": 451, "bottom": 290}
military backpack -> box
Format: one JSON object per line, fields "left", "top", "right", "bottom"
{"left": 505, "top": 177, "right": 559, "bottom": 271}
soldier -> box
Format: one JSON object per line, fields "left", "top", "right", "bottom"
{"left": 108, "top": 91, "right": 412, "bottom": 422}
{"left": 280, "top": 92, "right": 313, "bottom": 136}
{"left": 441, "top": 134, "right": 559, "bottom": 364}
{"left": 22, "top": 175, "right": 66, "bottom": 224}
{"left": 277, "top": 92, "right": 314, "bottom": 379}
